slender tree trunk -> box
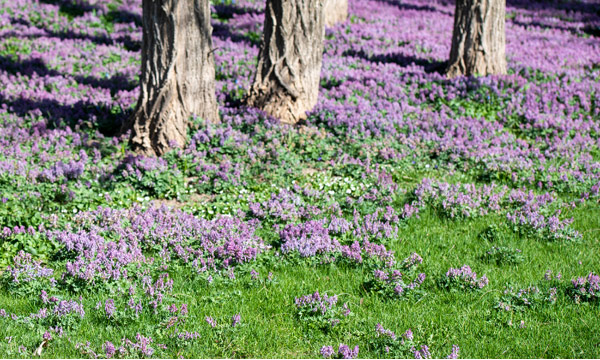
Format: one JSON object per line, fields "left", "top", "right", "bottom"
{"left": 324, "top": 0, "right": 347, "bottom": 27}
{"left": 246, "top": 0, "right": 325, "bottom": 124}
{"left": 125, "top": 0, "right": 218, "bottom": 156}
{"left": 446, "top": 0, "right": 507, "bottom": 78}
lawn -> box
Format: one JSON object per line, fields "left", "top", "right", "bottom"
{"left": 0, "top": 0, "right": 599, "bottom": 358}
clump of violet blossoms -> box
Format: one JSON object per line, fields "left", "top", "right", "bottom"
{"left": 569, "top": 272, "right": 599, "bottom": 304}
{"left": 364, "top": 253, "right": 426, "bottom": 299}
{"left": 1, "top": 251, "right": 56, "bottom": 296}
{"left": 496, "top": 285, "right": 557, "bottom": 312}
{"left": 320, "top": 344, "right": 359, "bottom": 359}
{"left": 295, "top": 291, "right": 351, "bottom": 329}
{"left": 366, "top": 323, "right": 459, "bottom": 358}
{"left": 369, "top": 323, "right": 415, "bottom": 356}
{"left": 441, "top": 265, "right": 488, "bottom": 291}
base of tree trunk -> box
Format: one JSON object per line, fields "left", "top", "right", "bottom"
{"left": 246, "top": 0, "right": 325, "bottom": 124}
{"left": 446, "top": 0, "right": 507, "bottom": 78}
{"left": 125, "top": 0, "right": 219, "bottom": 156}
{"left": 324, "top": 0, "right": 348, "bottom": 27}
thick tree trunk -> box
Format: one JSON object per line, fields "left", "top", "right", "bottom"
{"left": 446, "top": 0, "right": 507, "bottom": 78}
{"left": 324, "top": 0, "right": 347, "bottom": 27}
{"left": 125, "top": 0, "right": 218, "bottom": 156}
{"left": 246, "top": 0, "right": 325, "bottom": 124}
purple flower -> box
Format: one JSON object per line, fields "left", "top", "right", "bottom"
{"left": 570, "top": 273, "right": 598, "bottom": 302}
{"left": 231, "top": 313, "right": 241, "bottom": 327}
{"left": 40, "top": 290, "right": 49, "bottom": 304}
{"left": 444, "top": 265, "right": 488, "bottom": 290}
{"left": 105, "top": 299, "right": 115, "bottom": 318}
{"left": 43, "top": 331, "right": 52, "bottom": 341}
{"left": 394, "top": 285, "right": 405, "bottom": 295}
{"left": 205, "top": 316, "right": 217, "bottom": 328}
{"left": 177, "top": 331, "right": 200, "bottom": 340}
{"left": 227, "top": 268, "right": 236, "bottom": 279}
{"left": 320, "top": 345, "right": 334, "bottom": 358}
{"left": 375, "top": 323, "right": 396, "bottom": 340}
{"left": 53, "top": 299, "right": 85, "bottom": 318}
{"left": 447, "top": 345, "right": 460, "bottom": 359}
{"left": 128, "top": 299, "right": 143, "bottom": 316}
{"left": 371, "top": 265, "right": 424, "bottom": 298}
{"left": 342, "top": 303, "right": 351, "bottom": 316}
{"left": 414, "top": 345, "right": 430, "bottom": 359}
{"left": 404, "top": 329, "right": 414, "bottom": 341}
{"left": 402, "top": 252, "right": 424, "bottom": 269}
{"left": 374, "top": 270, "right": 389, "bottom": 281}
{"left": 338, "top": 344, "right": 359, "bottom": 359}
{"left": 135, "top": 333, "right": 154, "bottom": 357}
{"left": 104, "top": 341, "right": 116, "bottom": 358}
{"left": 280, "top": 219, "right": 340, "bottom": 257}
{"left": 51, "top": 327, "right": 63, "bottom": 338}
{"left": 7, "top": 251, "right": 54, "bottom": 284}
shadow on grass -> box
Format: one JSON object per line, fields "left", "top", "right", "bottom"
{"left": 39, "top": 0, "right": 142, "bottom": 25}
{"left": 0, "top": 93, "right": 128, "bottom": 136}
{"left": 507, "top": 0, "right": 600, "bottom": 17}
{"left": 507, "top": 0, "right": 600, "bottom": 37}
{"left": 342, "top": 48, "right": 447, "bottom": 73}
{"left": 212, "top": 3, "right": 262, "bottom": 20}
{"left": 0, "top": 54, "right": 137, "bottom": 95}
{"left": 211, "top": 4, "right": 263, "bottom": 46}
{"left": 373, "top": 0, "right": 454, "bottom": 16}
{"left": 0, "top": 55, "right": 135, "bottom": 136}
{"left": 7, "top": 6, "right": 141, "bottom": 51}
{"left": 212, "top": 22, "right": 262, "bottom": 47}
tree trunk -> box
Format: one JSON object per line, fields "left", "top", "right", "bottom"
{"left": 446, "top": 0, "right": 507, "bottom": 78}
{"left": 246, "top": 0, "right": 325, "bottom": 124}
{"left": 125, "top": 0, "right": 219, "bottom": 156}
{"left": 324, "top": 0, "right": 347, "bottom": 27}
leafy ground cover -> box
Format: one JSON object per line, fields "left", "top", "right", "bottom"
{"left": 1, "top": 0, "right": 600, "bottom": 357}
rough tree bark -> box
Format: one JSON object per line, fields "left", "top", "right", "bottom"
{"left": 125, "top": 0, "right": 218, "bottom": 156}
{"left": 446, "top": 0, "right": 507, "bottom": 78}
{"left": 323, "top": 0, "right": 347, "bottom": 27}
{"left": 245, "top": 0, "right": 325, "bottom": 124}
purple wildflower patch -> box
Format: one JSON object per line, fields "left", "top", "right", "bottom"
{"left": 570, "top": 272, "right": 600, "bottom": 303}
{"left": 441, "top": 265, "right": 489, "bottom": 291}
{"left": 295, "top": 291, "right": 351, "bottom": 329}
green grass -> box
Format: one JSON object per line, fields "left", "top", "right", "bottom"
{"left": 1, "top": 203, "right": 598, "bottom": 358}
